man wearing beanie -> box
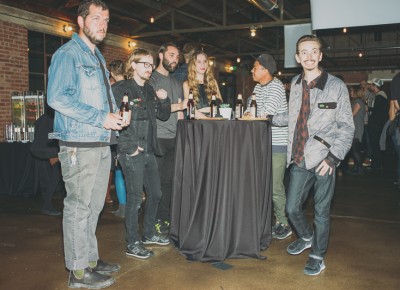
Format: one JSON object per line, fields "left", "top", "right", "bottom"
{"left": 245, "top": 53, "right": 291, "bottom": 240}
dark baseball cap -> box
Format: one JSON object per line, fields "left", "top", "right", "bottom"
{"left": 255, "top": 53, "right": 277, "bottom": 74}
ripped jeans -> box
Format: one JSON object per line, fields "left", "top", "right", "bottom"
{"left": 58, "top": 145, "right": 111, "bottom": 271}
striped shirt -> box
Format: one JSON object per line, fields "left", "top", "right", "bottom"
{"left": 246, "top": 77, "right": 288, "bottom": 153}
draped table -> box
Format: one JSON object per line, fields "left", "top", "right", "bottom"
{"left": 170, "top": 119, "right": 272, "bottom": 262}
{"left": 0, "top": 142, "right": 36, "bottom": 197}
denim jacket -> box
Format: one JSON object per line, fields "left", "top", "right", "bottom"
{"left": 47, "top": 33, "right": 117, "bottom": 142}
{"left": 273, "top": 70, "right": 354, "bottom": 169}
{"left": 112, "top": 79, "right": 171, "bottom": 156}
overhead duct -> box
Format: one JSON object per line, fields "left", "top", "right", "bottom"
{"left": 247, "top": 0, "right": 279, "bottom": 12}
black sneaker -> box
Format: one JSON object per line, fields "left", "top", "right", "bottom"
{"left": 126, "top": 241, "right": 154, "bottom": 259}
{"left": 142, "top": 234, "right": 170, "bottom": 246}
{"left": 68, "top": 268, "right": 114, "bottom": 289}
{"left": 304, "top": 256, "right": 326, "bottom": 276}
{"left": 273, "top": 223, "right": 292, "bottom": 240}
{"left": 90, "top": 259, "right": 121, "bottom": 275}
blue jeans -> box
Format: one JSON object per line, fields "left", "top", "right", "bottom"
{"left": 286, "top": 163, "right": 336, "bottom": 258}
{"left": 119, "top": 152, "right": 162, "bottom": 245}
{"left": 59, "top": 146, "right": 111, "bottom": 271}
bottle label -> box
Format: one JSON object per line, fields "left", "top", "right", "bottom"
{"left": 235, "top": 105, "right": 242, "bottom": 119}
{"left": 122, "top": 111, "right": 129, "bottom": 123}
{"left": 250, "top": 107, "right": 256, "bottom": 118}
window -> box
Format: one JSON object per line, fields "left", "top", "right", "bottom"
{"left": 28, "top": 31, "right": 69, "bottom": 92}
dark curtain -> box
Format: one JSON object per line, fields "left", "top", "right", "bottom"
{"left": 0, "top": 142, "right": 35, "bottom": 197}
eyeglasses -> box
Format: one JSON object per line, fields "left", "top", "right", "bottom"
{"left": 136, "top": 62, "right": 155, "bottom": 70}
{"left": 299, "top": 49, "right": 320, "bottom": 57}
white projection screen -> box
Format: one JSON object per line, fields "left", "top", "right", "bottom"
{"left": 284, "top": 23, "right": 312, "bottom": 68}
{"left": 310, "top": 0, "right": 400, "bottom": 30}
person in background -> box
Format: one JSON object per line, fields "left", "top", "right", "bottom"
{"left": 113, "top": 48, "right": 171, "bottom": 260}
{"left": 149, "top": 43, "right": 187, "bottom": 235}
{"left": 47, "top": 0, "right": 123, "bottom": 288}
{"left": 30, "top": 105, "right": 64, "bottom": 216}
{"left": 183, "top": 50, "right": 223, "bottom": 118}
{"left": 244, "top": 53, "right": 290, "bottom": 240}
{"left": 388, "top": 72, "right": 400, "bottom": 188}
{"left": 109, "top": 59, "right": 127, "bottom": 218}
{"left": 171, "top": 42, "right": 200, "bottom": 84}
{"left": 367, "top": 78, "right": 388, "bottom": 170}
{"left": 348, "top": 85, "right": 367, "bottom": 174}
{"left": 272, "top": 35, "right": 354, "bottom": 276}
{"left": 360, "top": 79, "right": 375, "bottom": 167}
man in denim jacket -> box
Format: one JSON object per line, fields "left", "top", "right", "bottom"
{"left": 47, "top": 1, "right": 124, "bottom": 288}
{"left": 272, "top": 35, "right": 354, "bottom": 276}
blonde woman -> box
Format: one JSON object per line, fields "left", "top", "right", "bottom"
{"left": 183, "top": 51, "right": 222, "bottom": 118}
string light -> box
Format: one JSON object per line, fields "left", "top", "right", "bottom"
{"left": 63, "top": 24, "right": 72, "bottom": 33}
{"left": 237, "top": 57, "right": 241, "bottom": 63}
{"left": 358, "top": 51, "right": 363, "bottom": 58}
{"left": 150, "top": 16, "right": 154, "bottom": 23}
{"left": 343, "top": 27, "right": 347, "bottom": 33}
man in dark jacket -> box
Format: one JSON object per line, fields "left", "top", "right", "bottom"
{"left": 30, "top": 107, "right": 64, "bottom": 216}
{"left": 368, "top": 78, "right": 388, "bottom": 170}
{"left": 113, "top": 48, "right": 171, "bottom": 260}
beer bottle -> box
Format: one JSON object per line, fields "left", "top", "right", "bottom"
{"left": 235, "top": 93, "right": 243, "bottom": 120}
{"left": 187, "top": 90, "right": 195, "bottom": 120}
{"left": 210, "top": 93, "right": 217, "bottom": 118}
{"left": 249, "top": 94, "right": 257, "bottom": 118}
{"left": 120, "top": 92, "right": 130, "bottom": 124}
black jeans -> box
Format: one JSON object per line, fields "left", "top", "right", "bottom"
{"left": 156, "top": 138, "right": 176, "bottom": 221}
{"left": 119, "top": 152, "right": 161, "bottom": 244}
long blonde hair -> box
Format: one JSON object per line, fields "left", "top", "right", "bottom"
{"left": 187, "top": 51, "right": 221, "bottom": 105}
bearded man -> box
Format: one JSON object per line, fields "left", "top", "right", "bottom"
{"left": 149, "top": 43, "right": 187, "bottom": 234}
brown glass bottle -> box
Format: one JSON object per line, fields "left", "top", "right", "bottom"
{"left": 249, "top": 94, "right": 257, "bottom": 118}
{"left": 187, "top": 91, "right": 195, "bottom": 120}
{"left": 210, "top": 93, "right": 217, "bottom": 118}
{"left": 120, "top": 92, "right": 130, "bottom": 123}
{"left": 235, "top": 93, "right": 243, "bottom": 119}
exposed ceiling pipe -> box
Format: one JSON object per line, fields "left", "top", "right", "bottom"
{"left": 246, "top": 0, "right": 280, "bottom": 21}
{"left": 246, "top": 0, "right": 279, "bottom": 12}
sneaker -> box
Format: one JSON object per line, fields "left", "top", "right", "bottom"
{"left": 90, "top": 259, "right": 121, "bottom": 275}
{"left": 304, "top": 256, "right": 326, "bottom": 276}
{"left": 142, "top": 233, "right": 170, "bottom": 246}
{"left": 155, "top": 219, "right": 170, "bottom": 235}
{"left": 273, "top": 223, "right": 292, "bottom": 240}
{"left": 362, "top": 158, "right": 371, "bottom": 167}
{"left": 287, "top": 236, "right": 312, "bottom": 255}
{"left": 68, "top": 268, "right": 114, "bottom": 289}
{"left": 126, "top": 241, "right": 154, "bottom": 259}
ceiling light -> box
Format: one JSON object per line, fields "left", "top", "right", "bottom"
{"left": 358, "top": 51, "right": 363, "bottom": 58}
{"left": 209, "top": 60, "right": 214, "bottom": 66}
{"left": 250, "top": 26, "right": 256, "bottom": 37}
{"left": 128, "top": 41, "right": 136, "bottom": 48}
{"left": 63, "top": 24, "right": 72, "bottom": 33}
{"left": 150, "top": 16, "right": 154, "bottom": 23}
{"left": 343, "top": 27, "right": 347, "bottom": 33}
{"left": 237, "top": 57, "right": 241, "bottom": 63}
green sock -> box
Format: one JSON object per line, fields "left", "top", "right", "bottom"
{"left": 73, "top": 269, "right": 84, "bottom": 279}
{"left": 88, "top": 261, "right": 97, "bottom": 268}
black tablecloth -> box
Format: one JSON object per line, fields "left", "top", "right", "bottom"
{"left": 0, "top": 142, "right": 35, "bottom": 197}
{"left": 170, "top": 120, "right": 272, "bottom": 262}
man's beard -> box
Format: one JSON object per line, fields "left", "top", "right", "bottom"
{"left": 162, "top": 58, "right": 177, "bottom": 73}
{"left": 83, "top": 27, "right": 105, "bottom": 45}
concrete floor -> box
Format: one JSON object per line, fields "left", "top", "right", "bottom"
{"left": 1, "top": 164, "right": 400, "bottom": 290}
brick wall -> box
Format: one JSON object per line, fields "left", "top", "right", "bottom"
{"left": 0, "top": 19, "right": 133, "bottom": 140}
{"left": 0, "top": 20, "right": 28, "bottom": 140}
